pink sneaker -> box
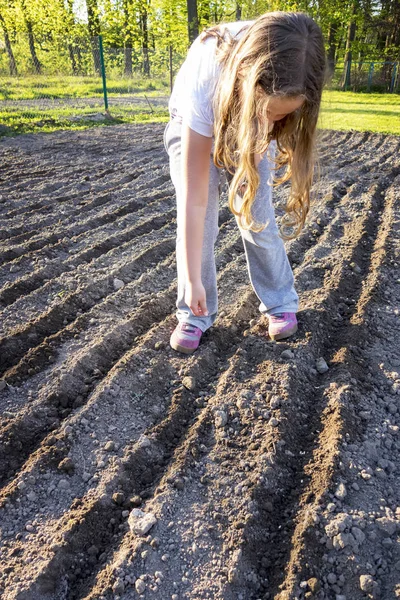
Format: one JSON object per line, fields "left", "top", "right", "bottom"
{"left": 170, "top": 322, "right": 203, "bottom": 354}
{"left": 268, "top": 312, "right": 298, "bottom": 341}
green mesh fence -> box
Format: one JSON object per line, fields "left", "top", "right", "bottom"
{"left": 0, "top": 33, "right": 399, "bottom": 136}
{"left": 328, "top": 61, "right": 399, "bottom": 93}
{"left": 0, "top": 35, "right": 184, "bottom": 134}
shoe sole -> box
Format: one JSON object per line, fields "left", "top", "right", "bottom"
{"left": 269, "top": 323, "right": 298, "bottom": 341}
{"left": 170, "top": 338, "right": 199, "bottom": 354}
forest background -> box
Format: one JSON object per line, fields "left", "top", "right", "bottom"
{"left": 1, "top": 0, "right": 399, "bottom": 78}
{"left": 0, "top": 0, "right": 400, "bottom": 136}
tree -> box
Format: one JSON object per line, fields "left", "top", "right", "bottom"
{"left": 187, "top": 0, "right": 199, "bottom": 43}
{"left": 20, "top": 0, "right": 42, "bottom": 73}
{"left": 0, "top": 8, "right": 17, "bottom": 75}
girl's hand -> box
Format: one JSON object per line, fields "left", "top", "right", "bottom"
{"left": 185, "top": 281, "right": 209, "bottom": 317}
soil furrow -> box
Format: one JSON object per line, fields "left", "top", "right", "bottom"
{"left": 0, "top": 209, "right": 176, "bottom": 308}
{"left": 0, "top": 181, "right": 171, "bottom": 252}
{"left": 0, "top": 126, "right": 399, "bottom": 600}
{"left": 0, "top": 236, "right": 176, "bottom": 373}
{"left": 0, "top": 192, "right": 175, "bottom": 287}
{"left": 0, "top": 277, "right": 257, "bottom": 599}
{"left": 0, "top": 235, "right": 246, "bottom": 488}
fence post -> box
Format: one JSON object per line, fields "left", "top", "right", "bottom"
{"left": 390, "top": 62, "right": 397, "bottom": 93}
{"left": 98, "top": 35, "right": 109, "bottom": 115}
{"left": 367, "top": 62, "right": 374, "bottom": 92}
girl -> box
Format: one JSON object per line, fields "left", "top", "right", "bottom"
{"left": 164, "top": 11, "right": 326, "bottom": 354}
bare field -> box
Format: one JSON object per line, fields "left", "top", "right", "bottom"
{"left": 0, "top": 124, "right": 399, "bottom": 600}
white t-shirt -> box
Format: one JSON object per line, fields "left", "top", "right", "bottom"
{"left": 169, "top": 21, "right": 254, "bottom": 137}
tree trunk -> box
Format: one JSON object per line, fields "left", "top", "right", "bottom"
{"left": 65, "top": 0, "right": 78, "bottom": 74}
{"left": 20, "top": 0, "right": 42, "bottom": 73}
{"left": 26, "top": 20, "right": 42, "bottom": 73}
{"left": 187, "top": 0, "right": 199, "bottom": 45}
{"left": 68, "top": 44, "right": 78, "bottom": 74}
{"left": 343, "top": 2, "right": 358, "bottom": 89}
{"left": 140, "top": 0, "right": 150, "bottom": 76}
{"left": 327, "top": 21, "right": 338, "bottom": 77}
{"left": 0, "top": 12, "right": 18, "bottom": 75}
{"left": 86, "top": 0, "right": 101, "bottom": 74}
{"left": 123, "top": 0, "right": 133, "bottom": 76}
{"left": 235, "top": 1, "right": 242, "bottom": 20}
{"left": 200, "top": 0, "right": 210, "bottom": 28}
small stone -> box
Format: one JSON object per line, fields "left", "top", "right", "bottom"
{"left": 135, "top": 579, "right": 146, "bottom": 594}
{"left": 214, "top": 410, "right": 228, "bottom": 428}
{"left": 128, "top": 509, "right": 157, "bottom": 535}
{"left": 113, "top": 278, "right": 125, "bottom": 290}
{"left": 58, "top": 457, "right": 74, "bottom": 474}
{"left": 359, "top": 411, "right": 371, "bottom": 420}
{"left": 359, "top": 574, "right": 377, "bottom": 594}
{"left": 130, "top": 495, "right": 142, "bottom": 507}
{"left": 307, "top": 577, "right": 320, "bottom": 592}
{"left": 161, "top": 553, "right": 169, "bottom": 561}
{"left": 281, "top": 349, "right": 294, "bottom": 359}
{"left": 376, "top": 517, "right": 397, "bottom": 536}
{"left": 270, "top": 396, "right": 281, "bottom": 408}
{"left": 0, "top": 380, "right": 6, "bottom": 391}
{"left": 58, "top": 479, "right": 70, "bottom": 489}
{"left": 327, "top": 573, "right": 337, "bottom": 584}
{"left": 154, "top": 341, "right": 164, "bottom": 350}
{"left": 27, "top": 491, "right": 38, "bottom": 502}
{"left": 82, "top": 472, "right": 91, "bottom": 482}
{"left": 112, "top": 492, "right": 125, "bottom": 505}
{"left": 25, "top": 524, "right": 35, "bottom": 532}
{"left": 182, "top": 376, "right": 196, "bottom": 391}
{"left": 173, "top": 477, "right": 184, "bottom": 491}
{"left": 137, "top": 434, "right": 151, "bottom": 448}
{"left": 325, "top": 513, "right": 352, "bottom": 537}
{"left": 336, "top": 596, "right": 347, "bottom": 600}
{"left": 112, "top": 578, "right": 125, "bottom": 594}
{"left": 269, "top": 417, "right": 279, "bottom": 427}
{"left": 104, "top": 440, "right": 115, "bottom": 451}
{"left": 351, "top": 526, "right": 366, "bottom": 544}
{"left": 316, "top": 357, "right": 329, "bottom": 374}
{"left": 17, "top": 481, "right": 26, "bottom": 491}
{"left": 335, "top": 482, "right": 347, "bottom": 500}
{"left": 332, "top": 532, "right": 354, "bottom": 550}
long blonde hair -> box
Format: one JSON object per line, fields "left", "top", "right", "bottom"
{"left": 201, "top": 12, "right": 326, "bottom": 238}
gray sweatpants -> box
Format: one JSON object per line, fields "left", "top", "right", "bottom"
{"left": 164, "top": 118, "right": 298, "bottom": 332}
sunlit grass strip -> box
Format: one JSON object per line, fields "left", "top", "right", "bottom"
{"left": 319, "top": 90, "right": 400, "bottom": 135}
{"left": 1, "top": 86, "right": 400, "bottom": 137}
{"left": 0, "top": 75, "right": 170, "bottom": 101}
{"left": 0, "top": 103, "right": 169, "bottom": 136}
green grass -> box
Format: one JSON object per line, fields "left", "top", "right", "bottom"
{"left": 0, "top": 75, "right": 170, "bottom": 101}
{"left": 0, "top": 105, "right": 169, "bottom": 137}
{"left": 0, "top": 75, "right": 399, "bottom": 137}
{"left": 319, "top": 90, "right": 400, "bottom": 135}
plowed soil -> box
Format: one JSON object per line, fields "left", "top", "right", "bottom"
{"left": 0, "top": 124, "right": 399, "bottom": 600}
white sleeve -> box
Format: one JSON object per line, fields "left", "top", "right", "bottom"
{"left": 181, "top": 38, "right": 218, "bottom": 138}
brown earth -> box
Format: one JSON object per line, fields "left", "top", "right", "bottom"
{"left": 0, "top": 124, "right": 399, "bottom": 600}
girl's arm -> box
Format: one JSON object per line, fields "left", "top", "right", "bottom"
{"left": 181, "top": 124, "right": 213, "bottom": 315}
